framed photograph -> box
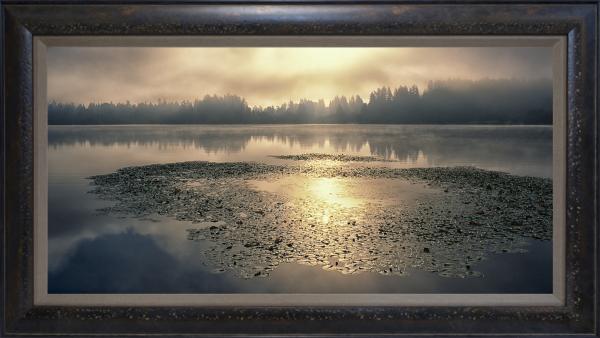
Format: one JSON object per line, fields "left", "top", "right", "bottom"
{"left": 1, "top": 1, "right": 598, "bottom": 337}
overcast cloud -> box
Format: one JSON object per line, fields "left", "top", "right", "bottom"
{"left": 47, "top": 47, "right": 553, "bottom": 107}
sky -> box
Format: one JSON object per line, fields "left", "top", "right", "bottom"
{"left": 47, "top": 47, "right": 552, "bottom": 107}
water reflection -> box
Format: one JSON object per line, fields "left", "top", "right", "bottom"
{"left": 48, "top": 125, "right": 553, "bottom": 293}
{"left": 50, "top": 230, "right": 551, "bottom": 293}
{"left": 310, "top": 178, "right": 360, "bottom": 209}
{"left": 49, "top": 125, "right": 552, "bottom": 177}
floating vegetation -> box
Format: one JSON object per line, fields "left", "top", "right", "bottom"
{"left": 89, "top": 158, "right": 552, "bottom": 280}
{"left": 271, "top": 153, "right": 391, "bottom": 162}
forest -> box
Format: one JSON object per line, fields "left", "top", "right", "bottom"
{"left": 48, "top": 78, "right": 552, "bottom": 125}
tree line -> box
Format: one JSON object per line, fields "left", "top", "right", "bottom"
{"left": 48, "top": 78, "right": 552, "bottom": 125}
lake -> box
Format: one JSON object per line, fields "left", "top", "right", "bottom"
{"left": 48, "top": 124, "right": 553, "bottom": 293}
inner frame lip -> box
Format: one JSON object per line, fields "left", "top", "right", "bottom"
{"left": 32, "top": 35, "right": 566, "bottom": 307}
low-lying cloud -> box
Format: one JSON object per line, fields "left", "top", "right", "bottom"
{"left": 48, "top": 47, "right": 553, "bottom": 107}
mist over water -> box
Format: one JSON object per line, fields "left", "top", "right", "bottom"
{"left": 49, "top": 124, "right": 552, "bottom": 177}
{"left": 48, "top": 79, "right": 552, "bottom": 125}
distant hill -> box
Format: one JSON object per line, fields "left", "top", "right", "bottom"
{"left": 48, "top": 78, "right": 552, "bottom": 125}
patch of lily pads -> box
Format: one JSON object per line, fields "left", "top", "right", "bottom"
{"left": 271, "top": 153, "right": 391, "bottom": 162}
{"left": 88, "top": 156, "right": 552, "bottom": 280}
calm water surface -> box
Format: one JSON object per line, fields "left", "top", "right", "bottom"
{"left": 48, "top": 124, "right": 552, "bottom": 293}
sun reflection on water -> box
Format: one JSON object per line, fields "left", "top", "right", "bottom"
{"left": 321, "top": 209, "right": 330, "bottom": 225}
{"left": 307, "top": 177, "right": 361, "bottom": 209}
{"left": 244, "top": 163, "right": 444, "bottom": 277}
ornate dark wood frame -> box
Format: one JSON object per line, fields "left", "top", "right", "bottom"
{"left": 1, "top": 1, "right": 598, "bottom": 336}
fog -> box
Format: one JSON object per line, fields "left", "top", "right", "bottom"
{"left": 48, "top": 47, "right": 552, "bottom": 107}
{"left": 49, "top": 78, "right": 552, "bottom": 125}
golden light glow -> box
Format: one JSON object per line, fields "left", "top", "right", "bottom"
{"left": 47, "top": 47, "right": 552, "bottom": 107}
{"left": 307, "top": 177, "right": 360, "bottom": 209}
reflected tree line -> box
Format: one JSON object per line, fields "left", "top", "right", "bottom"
{"left": 49, "top": 125, "right": 552, "bottom": 172}
{"left": 49, "top": 79, "right": 552, "bottom": 125}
